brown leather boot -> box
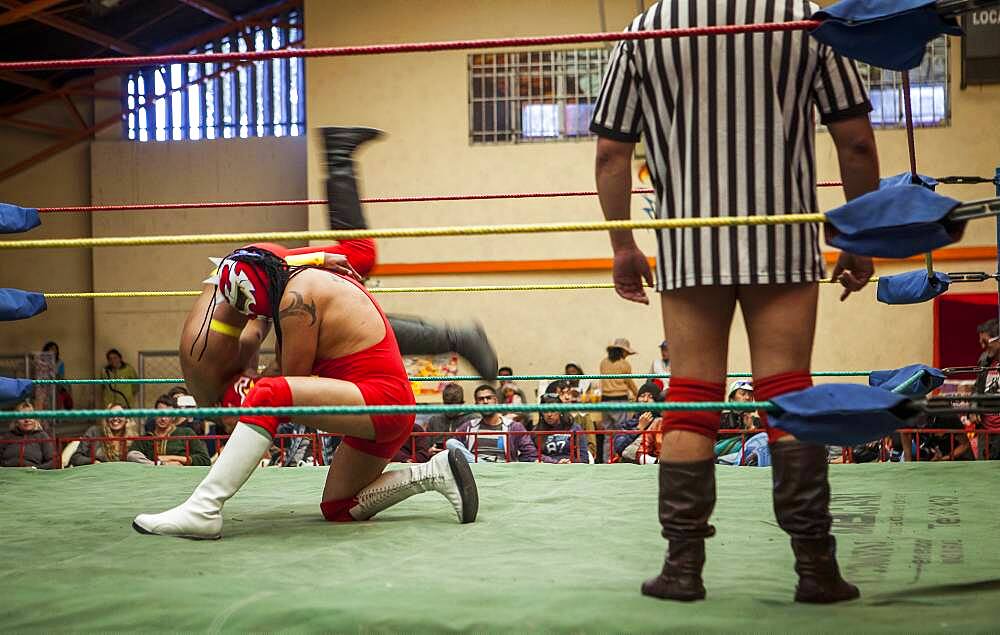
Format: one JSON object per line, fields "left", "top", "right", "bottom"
{"left": 771, "top": 441, "right": 860, "bottom": 604}
{"left": 641, "top": 459, "right": 716, "bottom": 601}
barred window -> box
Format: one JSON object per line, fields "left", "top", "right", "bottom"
{"left": 123, "top": 9, "right": 304, "bottom": 142}
{"left": 858, "top": 37, "right": 949, "bottom": 128}
{"left": 468, "top": 49, "right": 610, "bottom": 144}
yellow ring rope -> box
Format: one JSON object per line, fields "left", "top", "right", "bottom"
{"left": 42, "top": 278, "right": 877, "bottom": 299}
{"left": 0, "top": 214, "right": 827, "bottom": 250}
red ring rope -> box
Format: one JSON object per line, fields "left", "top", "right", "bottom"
{"left": 36, "top": 183, "right": 843, "bottom": 213}
{"left": 0, "top": 21, "right": 821, "bottom": 72}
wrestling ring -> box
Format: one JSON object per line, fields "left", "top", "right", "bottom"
{"left": 2, "top": 2, "right": 1000, "bottom": 631}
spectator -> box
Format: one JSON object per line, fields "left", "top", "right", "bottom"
{"left": 450, "top": 384, "right": 536, "bottom": 462}
{"left": 534, "top": 394, "right": 588, "bottom": 463}
{"left": 564, "top": 363, "right": 584, "bottom": 388}
{"left": 976, "top": 335, "right": 1000, "bottom": 459}
{"left": 498, "top": 366, "right": 513, "bottom": 378}
{"left": 918, "top": 412, "right": 975, "bottom": 462}
{"left": 70, "top": 404, "right": 138, "bottom": 465}
{"left": 975, "top": 319, "right": 999, "bottom": 393}
{"left": 598, "top": 338, "right": 638, "bottom": 463}
{"left": 391, "top": 422, "right": 434, "bottom": 463}
{"left": 720, "top": 381, "right": 760, "bottom": 432}
{"left": 42, "top": 341, "right": 73, "bottom": 411}
{"left": 42, "top": 341, "right": 65, "bottom": 379}
{"left": 102, "top": 348, "right": 139, "bottom": 408}
{"left": 615, "top": 382, "right": 662, "bottom": 464}
{"left": 2, "top": 402, "right": 55, "bottom": 469}
{"left": 650, "top": 340, "right": 671, "bottom": 380}
{"left": 128, "top": 395, "right": 210, "bottom": 466}
{"left": 424, "top": 383, "right": 476, "bottom": 451}
{"left": 271, "top": 421, "right": 317, "bottom": 467}
{"left": 548, "top": 380, "right": 596, "bottom": 459}
{"left": 498, "top": 377, "right": 529, "bottom": 429}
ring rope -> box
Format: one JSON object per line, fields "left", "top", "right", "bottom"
{"left": 32, "top": 371, "right": 874, "bottom": 385}
{"left": 0, "top": 401, "right": 778, "bottom": 421}
{"left": 40, "top": 278, "right": 889, "bottom": 299}
{"left": 35, "top": 176, "right": 995, "bottom": 214}
{"left": 33, "top": 183, "right": 844, "bottom": 213}
{"left": 0, "top": 21, "right": 821, "bottom": 72}
{"left": 31, "top": 176, "right": 992, "bottom": 214}
{"left": 0, "top": 214, "right": 827, "bottom": 250}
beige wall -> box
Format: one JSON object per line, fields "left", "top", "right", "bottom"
{"left": 307, "top": 0, "right": 1000, "bottom": 380}
{"left": 0, "top": 100, "right": 93, "bottom": 404}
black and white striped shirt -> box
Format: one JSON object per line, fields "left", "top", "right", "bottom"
{"left": 591, "top": 1, "right": 872, "bottom": 290}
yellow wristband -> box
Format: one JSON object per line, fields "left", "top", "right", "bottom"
{"left": 285, "top": 252, "right": 324, "bottom": 267}
{"left": 209, "top": 319, "right": 242, "bottom": 338}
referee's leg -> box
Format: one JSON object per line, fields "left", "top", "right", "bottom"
{"left": 741, "top": 282, "right": 859, "bottom": 603}
{"left": 642, "top": 285, "right": 734, "bottom": 601}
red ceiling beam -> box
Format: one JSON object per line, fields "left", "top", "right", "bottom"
{"left": 0, "top": 0, "right": 68, "bottom": 27}
{"left": 0, "top": 0, "right": 142, "bottom": 55}
{"left": 61, "top": 93, "right": 87, "bottom": 129}
{"left": 0, "top": 69, "right": 53, "bottom": 91}
{"left": 176, "top": 0, "right": 234, "bottom": 23}
{"left": 0, "top": 115, "right": 75, "bottom": 135}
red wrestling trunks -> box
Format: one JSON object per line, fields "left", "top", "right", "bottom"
{"left": 311, "top": 275, "right": 415, "bottom": 459}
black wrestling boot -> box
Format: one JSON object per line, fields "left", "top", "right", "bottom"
{"left": 321, "top": 126, "right": 383, "bottom": 230}
{"left": 386, "top": 315, "right": 498, "bottom": 381}
{"left": 770, "top": 441, "right": 860, "bottom": 604}
{"left": 641, "top": 459, "right": 716, "bottom": 602}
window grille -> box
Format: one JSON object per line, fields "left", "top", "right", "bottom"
{"left": 469, "top": 37, "right": 949, "bottom": 144}
{"left": 468, "top": 49, "right": 610, "bottom": 144}
{"left": 857, "top": 37, "right": 949, "bottom": 128}
{"left": 123, "top": 9, "right": 305, "bottom": 142}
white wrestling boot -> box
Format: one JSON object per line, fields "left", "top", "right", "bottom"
{"left": 132, "top": 423, "right": 271, "bottom": 539}
{"left": 349, "top": 447, "right": 479, "bottom": 523}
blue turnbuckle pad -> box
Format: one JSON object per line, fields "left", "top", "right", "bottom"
{"left": 0, "top": 288, "right": 47, "bottom": 321}
{"left": 810, "top": 0, "right": 963, "bottom": 71}
{"left": 770, "top": 383, "right": 915, "bottom": 445}
{"left": 876, "top": 270, "right": 951, "bottom": 304}
{"left": 869, "top": 364, "right": 946, "bottom": 396}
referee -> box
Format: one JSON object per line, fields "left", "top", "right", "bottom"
{"left": 591, "top": 1, "right": 879, "bottom": 603}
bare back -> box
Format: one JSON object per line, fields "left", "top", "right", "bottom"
{"left": 278, "top": 268, "right": 385, "bottom": 375}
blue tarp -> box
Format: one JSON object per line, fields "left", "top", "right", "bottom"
{"left": 876, "top": 270, "right": 951, "bottom": 304}
{"left": 0, "top": 378, "right": 33, "bottom": 405}
{"left": 869, "top": 364, "right": 946, "bottom": 396}
{"left": 879, "top": 172, "right": 938, "bottom": 191}
{"left": 770, "top": 383, "right": 913, "bottom": 446}
{"left": 0, "top": 203, "right": 40, "bottom": 234}
{"left": 824, "top": 185, "right": 963, "bottom": 258}
{"left": 0, "top": 289, "right": 46, "bottom": 321}
{"left": 811, "top": 0, "right": 963, "bottom": 71}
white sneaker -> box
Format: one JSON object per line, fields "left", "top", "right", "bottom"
{"left": 132, "top": 424, "right": 271, "bottom": 539}
{"left": 350, "top": 447, "right": 479, "bottom": 523}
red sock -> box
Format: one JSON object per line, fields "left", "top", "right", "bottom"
{"left": 754, "top": 370, "right": 812, "bottom": 443}
{"left": 240, "top": 376, "right": 293, "bottom": 437}
{"left": 320, "top": 497, "right": 358, "bottom": 522}
{"left": 661, "top": 377, "right": 726, "bottom": 440}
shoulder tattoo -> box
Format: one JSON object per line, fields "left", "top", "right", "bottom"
{"left": 279, "top": 291, "right": 317, "bottom": 326}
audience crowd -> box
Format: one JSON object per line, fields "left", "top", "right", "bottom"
{"left": 3, "top": 325, "right": 999, "bottom": 468}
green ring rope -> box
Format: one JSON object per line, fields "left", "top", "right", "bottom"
{"left": 30, "top": 371, "right": 875, "bottom": 385}
{"left": 0, "top": 401, "right": 776, "bottom": 420}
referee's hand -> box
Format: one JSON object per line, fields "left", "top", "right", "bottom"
{"left": 612, "top": 246, "right": 654, "bottom": 305}
{"left": 831, "top": 251, "right": 874, "bottom": 301}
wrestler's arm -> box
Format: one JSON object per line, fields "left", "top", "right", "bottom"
{"left": 277, "top": 283, "right": 320, "bottom": 377}
{"left": 179, "top": 287, "right": 248, "bottom": 407}
{"left": 238, "top": 318, "right": 271, "bottom": 373}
